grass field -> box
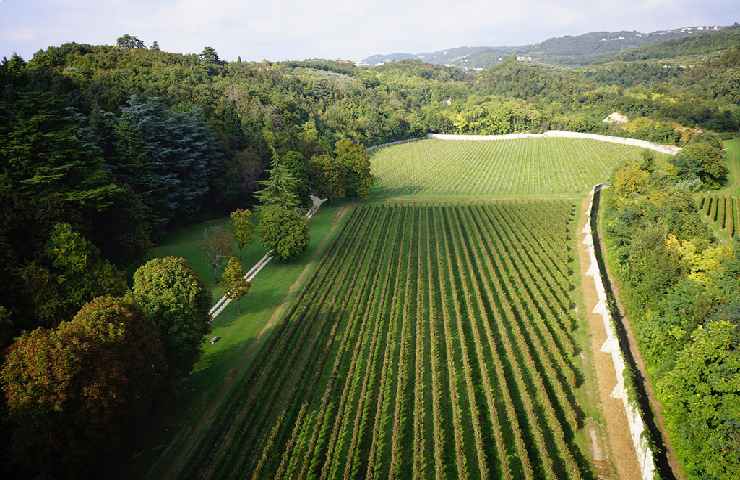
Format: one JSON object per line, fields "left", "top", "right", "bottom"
{"left": 370, "top": 138, "right": 654, "bottom": 200}
{"left": 174, "top": 202, "right": 596, "bottom": 479}
{"left": 722, "top": 138, "right": 740, "bottom": 194}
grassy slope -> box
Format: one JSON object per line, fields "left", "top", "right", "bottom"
{"left": 135, "top": 202, "right": 353, "bottom": 477}
{"left": 722, "top": 137, "right": 740, "bottom": 195}
{"left": 370, "top": 138, "right": 659, "bottom": 201}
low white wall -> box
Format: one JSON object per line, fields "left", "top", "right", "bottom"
{"left": 428, "top": 131, "right": 681, "bottom": 155}
{"left": 583, "top": 185, "right": 656, "bottom": 480}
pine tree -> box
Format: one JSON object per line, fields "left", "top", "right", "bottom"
{"left": 255, "top": 148, "right": 300, "bottom": 209}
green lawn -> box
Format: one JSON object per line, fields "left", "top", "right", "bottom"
{"left": 135, "top": 202, "right": 354, "bottom": 478}
{"left": 722, "top": 137, "right": 740, "bottom": 195}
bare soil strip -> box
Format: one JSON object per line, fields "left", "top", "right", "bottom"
{"left": 577, "top": 195, "right": 642, "bottom": 480}
{"left": 587, "top": 186, "right": 682, "bottom": 480}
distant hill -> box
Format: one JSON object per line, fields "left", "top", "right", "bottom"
{"left": 361, "top": 24, "right": 735, "bottom": 68}
{"left": 611, "top": 24, "right": 740, "bottom": 61}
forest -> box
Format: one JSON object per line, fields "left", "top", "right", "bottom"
{"left": 0, "top": 26, "right": 738, "bottom": 479}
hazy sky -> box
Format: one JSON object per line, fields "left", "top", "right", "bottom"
{"left": 1, "top": 0, "right": 738, "bottom": 61}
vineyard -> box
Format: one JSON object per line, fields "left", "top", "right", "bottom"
{"left": 176, "top": 201, "right": 595, "bottom": 479}
{"left": 370, "top": 138, "right": 655, "bottom": 199}
{"left": 699, "top": 195, "right": 739, "bottom": 237}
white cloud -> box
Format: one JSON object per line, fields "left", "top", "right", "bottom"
{"left": 0, "top": 0, "right": 737, "bottom": 60}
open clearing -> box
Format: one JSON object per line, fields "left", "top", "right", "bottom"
{"left": 371, "top": 138, "right": 656, "bottom": 199}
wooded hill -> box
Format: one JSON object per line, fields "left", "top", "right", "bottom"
{"left": 362, "top": 24, "right": 738, "bottom": 67}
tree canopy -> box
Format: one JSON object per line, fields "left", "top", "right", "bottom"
{"left": 258, "top": 204, "right": 309, "bottom": 260}
{"left": 1, "top": 296, "right": 166, "bottom": 476}
{"left": 132, "top": 257, "right": 211, "bottom": 378}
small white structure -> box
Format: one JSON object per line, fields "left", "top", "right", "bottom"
{"left": 603, "top": 112, "right": 629, "bottom": 125}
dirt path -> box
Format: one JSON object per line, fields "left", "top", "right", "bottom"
{"left": 577, "top": 195, "right": 643, "bottom": 480}
{"left": 149, "top": 203, "right": 352, "bottom": 480}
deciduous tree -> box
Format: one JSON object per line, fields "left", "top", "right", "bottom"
{"left": 230, "top": 209, "right": 254, "bottom": 250}
{"left": 200, "top": 225, "right": 234, "bottom": 279}
{"left": 0, "top": 296, "right": 166, "bottom": 477}
{"left": 258, "top": 204, "right": 309, "bottom": 260}
{"left": 658, "top": 321, "right": 740, "bottom": 480}
{"left": 221, "top": 257, "right": 250, "bottom": 312}
{"left": 673, "top": 142, "right": 728, "bottom": 189}
{"left": 132, "top": 257, "right": 211, "bottom": 378}
{"left": 335, "top": 139, "right": 372, "bottom": 198}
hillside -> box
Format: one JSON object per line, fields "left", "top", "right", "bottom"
{"left": 361, "top": 24, "right": 734, "bottom": 68}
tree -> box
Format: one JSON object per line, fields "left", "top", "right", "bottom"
{"left": 116, "top": 34, "right": 145, "bottom": 49}
{"left": 640, "top": 149, "right": 656, "bottom": 172}
{"left": 612, "top": 161, "right": 650, "bottom": 198}
{"left": 20, "top": 223, "right": 126, "bottom": 328}
{"left": 258, "top": 204, "right": 309, "bottom": 260}
{"left": 132, "top": 257, "right": 211, "bottom": 378}
{"left": 335, "top": 139, "right": 372, "bottom": 198}
{"left": 255, "top": 156, "right": 300, "bottom": 208}
{"left": 221, "top": 257, "right": 251, "bottom": 312}
{"left": 200, "top": 225, "right": 234, "bottom": 279}
{"left": 658, "top": 321, "right": 740, "bottom": 480}
{"left": 0, "top": 296, "right": 166, "bottom": 477}
{"left": 673, "top": 142, "right": 728, "bottom": 189}
{"left": 282, "top": 150, "right": 311, "bottom": 204}
{"left": 310, "top": 153, "right": 346, "bottom": 199}
{"left": 230, "top": 209, "right": 254, "bottom": 250}
{"left": 199, "top": 46, "right": 221, "bottom": 65}
{"left": 113, "top": 96, "right": 224, "bottom": 231}
{"left": 221, "top": 147, "right": 264, "bottom": 208}
{"left": 150, "top": 41, "right": 160, "bottom": 51}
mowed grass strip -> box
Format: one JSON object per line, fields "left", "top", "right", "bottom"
{"left": 370, "top": 138, "right": 656, "bottom": 199}
{"left": 177, "top": 202, "right": 596, "bottom": 479}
